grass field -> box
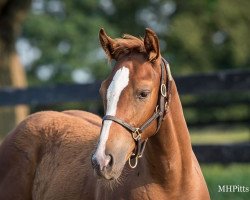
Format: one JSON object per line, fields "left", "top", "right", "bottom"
{"left": 192, "top": 126, "right": 250, "bottom": 200}
{"left": 202, "top": 164, "right": 250, "bottom": 200}
{"left": 190, "top": 126, "right": 250, "bottom": 144}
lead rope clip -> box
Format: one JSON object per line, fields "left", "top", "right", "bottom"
{"left": 128, "top": 154, "right": 139, "bottom": 169}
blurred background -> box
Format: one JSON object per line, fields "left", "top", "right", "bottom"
{"left": 0, "top": 0, "right": 249, "bottom": 199}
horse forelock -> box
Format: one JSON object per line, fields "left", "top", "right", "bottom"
{"left": 111, "top": 34, "right": 145, "bottom": 60}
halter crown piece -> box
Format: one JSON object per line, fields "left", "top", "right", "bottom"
{"left": 102, "top": 58, "right": 173, "bottom": 168}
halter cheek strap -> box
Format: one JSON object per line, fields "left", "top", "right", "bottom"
{"left": 102, "top": 58, "right": 172, "bottom": 168}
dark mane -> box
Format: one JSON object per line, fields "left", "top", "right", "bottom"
{"left": 111, "top": 34, "right": 146, "bottom": 59}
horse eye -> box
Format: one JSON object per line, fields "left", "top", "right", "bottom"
{"left": 138, "top": 90, "right": 150, "bottom": 99}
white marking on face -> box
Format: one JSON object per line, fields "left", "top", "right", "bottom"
{"left": 94, "top": 67, "right": 130, "bottom": 161}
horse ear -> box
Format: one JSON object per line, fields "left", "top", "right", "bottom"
{"left": 99, "top": 28, "right": 115, "bottom": 60}
{"left": 144, "top": 28, "right": 160, "bottom": 62}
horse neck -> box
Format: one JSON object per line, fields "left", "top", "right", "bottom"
{"left": 145, "top": 81, "right": 193, "bottom": 179}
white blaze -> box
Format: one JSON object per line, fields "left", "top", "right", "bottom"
{"left": 95, "top": 66, "right": 129, "bottom": 159}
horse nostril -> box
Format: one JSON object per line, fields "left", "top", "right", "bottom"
{"left": 106, "top": 154, "right": 113, "bottom": 168}
{"left": 91, "top": 153, "right": 113, "bottom": 171}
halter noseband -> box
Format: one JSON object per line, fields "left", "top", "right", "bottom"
{"left": 102, "top": 58, "right": 172, "bottom": 168}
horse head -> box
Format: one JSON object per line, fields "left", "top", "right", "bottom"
{"left": 92, "top": 28, "right": 170, "bottom": 181}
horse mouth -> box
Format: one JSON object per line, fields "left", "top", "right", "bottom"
{"left": 93, "top": 167, "right": 121, "bottom": 180}
{"left": 94, "top": 168, "right": 112, "bottom": 180}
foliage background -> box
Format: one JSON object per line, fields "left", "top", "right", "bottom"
{"left": 21, "top": 0, "right": 250, "bottom": 85}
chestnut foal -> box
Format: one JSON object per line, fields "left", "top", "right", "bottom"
{"left": 0, "top": 28, "right": 210, "bottom": 200}
{"left": 91, "top": 28, "right": 210, "bottom": 200}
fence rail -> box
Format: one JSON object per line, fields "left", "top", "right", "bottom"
{"left": 193, "top": 143, "right": 250, "bottom": 163}
{"left": 0, "top": 69, "right": 250, "bottom": 106}
{"left": 175, "top": 69, "right": 250, "bottom": 95}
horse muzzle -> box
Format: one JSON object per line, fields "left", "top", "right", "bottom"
{"left": 92, "top": 149, "right": 127, "bottom": 180}
{"left": 91, "top": 153, "right": 116, "bottom": 180}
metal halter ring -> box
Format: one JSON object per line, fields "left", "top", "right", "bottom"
{"left": 129, "top": 154, "right": 139, "bottom": 168}
{"left": 161, "top": 84, "right": 167, "bottom": 97}
{"left": 132, "top": 128, "right": 141, "bottom": 141}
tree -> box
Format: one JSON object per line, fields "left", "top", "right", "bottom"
{"left": 22, "top": 0, "right": 250, "bottom": 86}
{"left": 166, "top": 0, "right": 250, "bottom": 74}
{"left": 0, "top": 0, "right": 31, "bottom": 135}
{"left": 22, "top": 0, "right": 116, "bottom": 85}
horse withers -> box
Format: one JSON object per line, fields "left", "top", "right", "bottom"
{"left": 0, "top": 28, "right": 210, "bottom": 200}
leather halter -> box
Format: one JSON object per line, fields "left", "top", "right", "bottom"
{"left": 102, "top": 58, "right": 172, "bottom": 168}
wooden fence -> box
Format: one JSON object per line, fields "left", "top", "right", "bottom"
{"left": 1, "top": 69, "right": 250, "bottom": 106}
{"left": 0, "top": 69, "right": 250, "bottom": 163}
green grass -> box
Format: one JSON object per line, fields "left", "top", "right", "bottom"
{"left": 190, "top": 127, "right": 250, "bottom": 144}
{"left": 202, "top": 164, "right": 250, "bottom": 200}
{"left": 192, "top": 127, "right": 250, "bottom": 199}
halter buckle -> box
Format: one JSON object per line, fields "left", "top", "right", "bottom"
{"left": 132, "top": 128, "right": 141, "bottom": 141}
{"left": 161, "top": 84, "right": 167, "bottom": 97}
